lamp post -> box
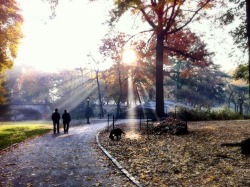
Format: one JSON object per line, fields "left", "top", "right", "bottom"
{"left": 86, "top": 97, "right": 90, "bottom": 124}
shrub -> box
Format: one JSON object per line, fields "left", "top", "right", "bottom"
{"left": 175, "top": 106, "right": 243, "bottom": 121}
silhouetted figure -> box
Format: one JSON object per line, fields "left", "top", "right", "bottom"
{"left": 109, "top": 128, "right": 125, "bottom": 141}
{"left": 62, "top": 110, "right": 71, "bottom": 133}
{"left": 51, "top": 108, "right": 60, "bottom": 134}
{"left": 221, "top": 138, "right": 250, "bottom": 156}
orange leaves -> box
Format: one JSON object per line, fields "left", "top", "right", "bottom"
{"left": 165, "top": 29, "right": 211, "bottom": 68}
{"left": 198, "top": 0, "right": 215, "bottom": 9}
{"left": 180, "top": 68, "right": 191, "bottom": 78}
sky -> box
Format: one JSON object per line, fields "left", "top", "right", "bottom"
{"left": 15, "top": 0, "right": 243, "bottom": 73}
{"left": 16, "top": 0, "right": 112, "bottom": 72}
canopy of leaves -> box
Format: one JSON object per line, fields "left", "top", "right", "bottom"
{"left": 233, "top": 64, "right": 249, "bottom": 83}
{"left": 0, "top": 0, "right": 23, "bottom": 104}
{"left": 221, "top": 0, "right": 247, "bottom": 52}
{"left": 0, "top": 0, "right": 23, "bottom": 73}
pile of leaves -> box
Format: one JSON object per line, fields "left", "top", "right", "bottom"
{"left": 99, "top": 120, "right": 250, "bottom": 186}
{"left": 150, "top": 117, "right": 188, "bottom": 135}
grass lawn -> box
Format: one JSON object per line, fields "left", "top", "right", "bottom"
{"left": 99, "top": 120, "right": 250, "bottom": 187}
{"left": 0, "top": 121, "right": 51, "bottom": 150}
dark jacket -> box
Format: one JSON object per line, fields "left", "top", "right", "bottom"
{"left": 51, "top": 112, "right": 60, "bottom": 122}
{"left": 62, "top": 112, "right": 71, "bottom": 123}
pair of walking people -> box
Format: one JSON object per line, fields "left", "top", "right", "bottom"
{"left": 51, "top": 108, "right": 71, "bottom": 134}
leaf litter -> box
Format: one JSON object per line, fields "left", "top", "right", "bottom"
{"left": 99, "top": 120, "right": 250, "bottom": 187}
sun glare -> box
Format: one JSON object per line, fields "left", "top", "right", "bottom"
{"left": 122, "top": 48, "right": 137, "bottom": 65}
{"left": 15, "top": 0, "right": 112, "bottom": 73}
{"left": 126, "top": 131, "right": 141, "bottom": 140}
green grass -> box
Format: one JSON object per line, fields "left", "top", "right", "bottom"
{"left": 0, "top": 121, "right": 51, "bottom": 150}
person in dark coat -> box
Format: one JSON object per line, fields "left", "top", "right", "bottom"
{"left": 51, "top": 108, "right": 60, "bottom": 134}
{"left": 62, "top": 110, "right": 71, "bottom": 133}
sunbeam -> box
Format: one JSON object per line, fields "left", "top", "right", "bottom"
{"left": 141, "top": 85, "right": 157, "bottom": 119}
{"left": 126, "top": 69, "right": 138, "bottom": 134}
{"left": 47, "top": 73, "right": 98, "bottom": 113}
{"left": 57, "top": 84, "right": 97, "bottom": 112}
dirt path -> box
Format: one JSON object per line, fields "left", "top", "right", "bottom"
{"left": 0, "top": 120, "right": 135, "bottom": 187}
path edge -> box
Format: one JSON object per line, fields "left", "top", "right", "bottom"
{"left": 96, "top": 132, "right": 143, "bottom": 187}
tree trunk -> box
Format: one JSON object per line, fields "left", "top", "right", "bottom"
{"left": 116, "top": 64, "right": 122, "bottom": 117}
{"left": 246, "top": 0, "right": 250, "bottom": 96}
{"left": 96, "top": 70, "right": 104, "bottom": 118}
{"left": 239, "top": 101, "right": 243, "bottom": 115}
{"left": 155, "top": 33, "right": 165, "bottom": 118}
{"left": 135, "top": 86, "right": 142, "bottom": 104}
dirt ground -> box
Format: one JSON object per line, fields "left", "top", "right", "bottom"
{"left": 99, "top": 120, "right": 250, "bottom": 187}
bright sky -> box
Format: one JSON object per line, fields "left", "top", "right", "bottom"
{"left": 16, "top": 0, "right": 112, "bottom": 72}
{"left": 15, "top": 0, "right": 243, "bottom": 73}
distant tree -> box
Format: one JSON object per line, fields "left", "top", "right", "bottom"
{"left": 165, "top": 60, "right": 227, "bottom": 108}
{"left": 227, "top": 84, "right": 249, "bottom": 115}
{"left": 99, "top": 32, "right": 156, "bottom": 116}
{"left": 233, "top": 64, "right": 249, "bottom": 83}
{"left": 221, "top": 0, "right": 250, "bottom": 93}
{"left": 6, "top": 67, "right": 55, "bottom": 104}
{"left": 87, "top": 53, "right": 105, "bottom": 118}
{"left": 99, "top": 32, "right": 130, "bottom": 116}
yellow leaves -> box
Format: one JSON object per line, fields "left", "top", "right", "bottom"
{"left": 140, "top": 173, "right": 146, "bottom": 179}
{"left": 203, "top": 175, "right": 216, "bottom": 184}
{"left": 26, "top": 183, "right": 33, "bottom": 187}
{"left": 0, "top": 0, "right": 23, "bottom": 79}
{"left": 94, "top": 181, "right": 103, "bottom": 186}
{"left": 86, "top": 176, "right": 93, "bottom": 181}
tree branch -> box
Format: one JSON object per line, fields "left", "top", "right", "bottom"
{"left": 167, "top": 0, "right": 211, "bottom": 35}
{"left": 164, "top": 46, "right": 197, "bottom": 61}
{"left": 140, "top": 8, "right": 156, "bottom": 29}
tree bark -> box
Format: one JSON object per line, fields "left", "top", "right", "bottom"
{"left": 155, "top": 33, "right": 165, "bottom": 118}
{"left": 116, "top": 63, "right": 122, "bottom": 117}
{"left": 96, "top": 70, "right": 104, "bottom": 118}
{"left": 246, "top": 0, "right": 250, "bottom": 96}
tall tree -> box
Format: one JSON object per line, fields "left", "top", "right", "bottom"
{"left": 99, "top": 32, "right": 129, "bottom": 116}
{"left": 107, "top": 0, "right": 214, "bottom": 117}
{"left": 87, "top": 53, "right": 105, "bottom": 118}
{"left": 247, "top": 0, "right": 250, "bottom": 87}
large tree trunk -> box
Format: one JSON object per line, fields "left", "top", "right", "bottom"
{"left": 246, "top": 0, "right": 250, "bottom": 95}
{"left": 155, "top": 33, "right": 165, "bottom": 118}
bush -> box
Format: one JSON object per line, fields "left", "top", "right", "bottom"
{"left": 175, "top": 106, "right": 243, "bottom": 121}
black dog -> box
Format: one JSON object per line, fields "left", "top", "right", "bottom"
{"left": 109, "top": 128, "right": 125, "bottom": 141}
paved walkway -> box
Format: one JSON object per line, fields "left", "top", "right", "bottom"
{"left": 0, "top": 120, "right": 136, "bottom": 187}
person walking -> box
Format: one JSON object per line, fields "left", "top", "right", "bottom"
{"left": 51, "top": 108, "right": 60, "bottom": 134}
{"left": 62, "top": 110, "right": 71, "bottom": 133}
